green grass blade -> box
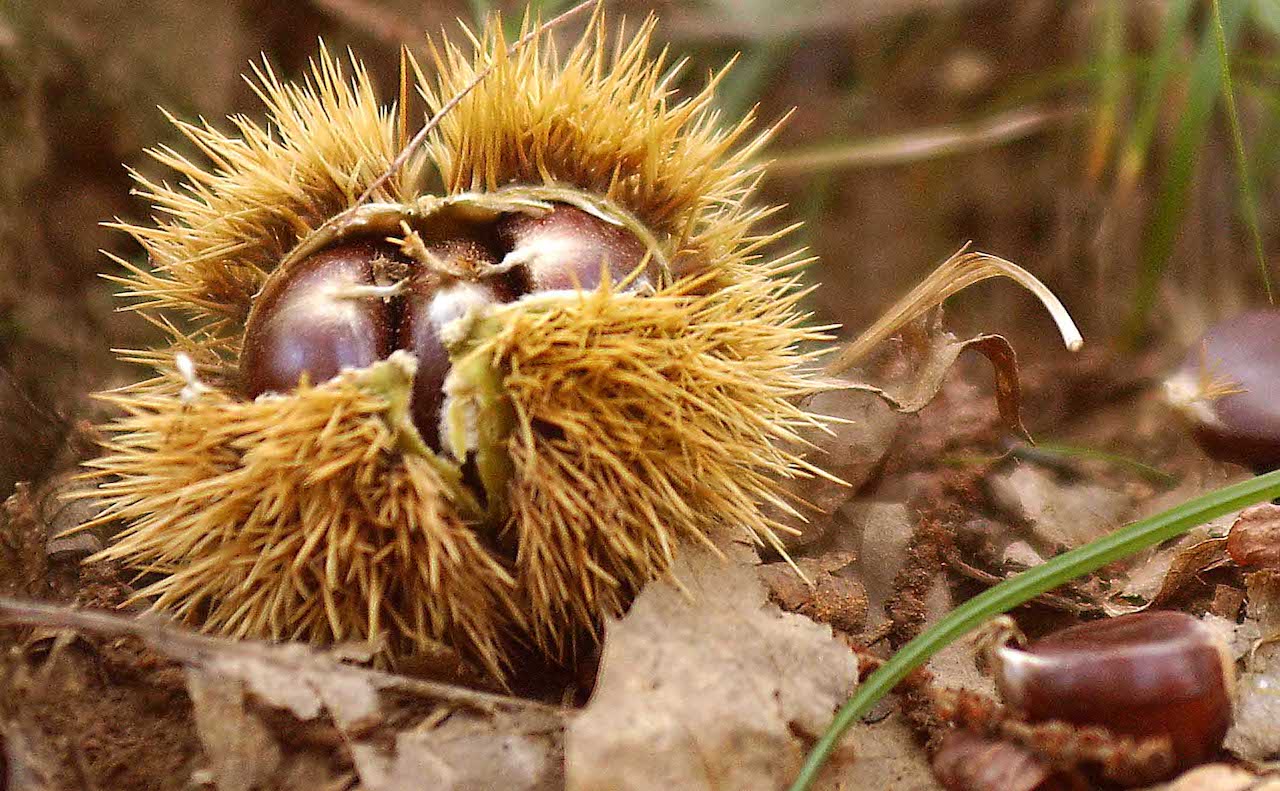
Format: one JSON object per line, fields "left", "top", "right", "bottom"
{"left": 1115, "top": 0, "right": 1195, "bottom": 194}
{"left": 1086, "top": 0, "right": 1126, "bottom": 182}
{"left": 787, "top": 467, "right": 1280, "bottom": 791}
{"left": 1214, "top": 0, "right": 1274, "bottom": 302}
{"left": 1125, "top": 0, "right": 1249, "bottom": 342}
{"left": 466, "top": 0, "right": 493, "bottom": 26}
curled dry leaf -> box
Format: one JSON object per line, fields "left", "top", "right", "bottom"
{"left": 850, "top": 312, "right": 1033, "bottom": 441}
{"left": 565, "top": 554, "right": 859, "bottom": 791}
{"left": 1227, "top": 504, "right": 1280, "bottom": 569}
{"left": 1106, "top": 527, "right": 1231, "bottom": 616}
{"left": 931, "top": 730, "right": 1058, "bottom": 791}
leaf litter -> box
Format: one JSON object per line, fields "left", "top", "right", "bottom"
{"left": 4, "top": 313, "right": 1280, "bottom": 790}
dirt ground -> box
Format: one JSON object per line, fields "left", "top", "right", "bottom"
{"left": 3, "top": 1, "right": 1280, "bottom": 790}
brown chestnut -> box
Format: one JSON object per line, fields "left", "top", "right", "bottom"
{"left": 241, "top": 240, "right": 394, "bottom": 399}
{"left": 400, "top": 275, "right": 516, "bottom": 451}
{"left": 1166, "top": 309, "right": 1280, "bottom": 472}
{"left": 994, "top": 611, "right": 1234, "bottom": 775}
{"left": 496, "top": 204, "right": 653, "bottom": 292}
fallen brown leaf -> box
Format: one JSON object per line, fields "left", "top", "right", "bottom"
{"left": 565, "top": 554, "right": 859, "bottom": 791}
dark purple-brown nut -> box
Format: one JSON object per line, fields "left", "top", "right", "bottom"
{"left": 399, "top": 256, "right": 517, "bottom": 451}
{"left": 496, "top": 203, "right": 653, "bottom": 291}
{"left": 1165, "top": 309, "right": 1280, "bottom": 472}
{"left": 241, "top": 239, "right": 395, "bottom": 400}
{"left": 993, "top": 611, "right": 1234, "bottom": 775}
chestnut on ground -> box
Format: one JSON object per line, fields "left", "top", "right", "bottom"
{"left": 993, "top": 611, "right": 1234, "bottom": 777}
{"left": 1166, "top": 309, "right": 1280, "bottom": 472}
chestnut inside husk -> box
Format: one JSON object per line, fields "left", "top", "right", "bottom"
{"left": 240, "top": 200, "right": 657, "bottom": 451}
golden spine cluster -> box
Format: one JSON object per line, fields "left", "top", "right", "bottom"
{"left": 86, "top": 11, "right": 834, "bottom": 679}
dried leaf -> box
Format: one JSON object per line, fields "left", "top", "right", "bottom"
{"left": 987, "top": 464, "right": 1132, "bottom": 552}
{"left": 931, "top": 730, "right": 1054, "bottom": 791}
{"left": 1227, "top": 504, "right": 1280, "bottom": 569}
{"left": 850, "top": 315, "right": 1032, "bottom": 439}
{"left": 351, "top": 712, "right": 560, "bottom": 791}
{"left": 186, "top": 669, "right": 282, "bottom": 791}
{"left": 757, "top": 555, "right": 869, "bottom": 633}
{"left": 1225, "top": 572, "right": 1280, "bottom": 761}
{"left": 1106, "top": 528, "right": 1230, "bottom": 615}
{"left": 565, "top": 554, "right": 859, "bottom": 791}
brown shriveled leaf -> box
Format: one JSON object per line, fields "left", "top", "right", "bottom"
{"left": 1225, "top": 572, "right": 1280, "bottom": 762}
{"left": 351, "top": 711, "right": 562, "bottom": 791}
{"left": 757, "top": 554, "right": 869, "bottom": 634}
{"left": 565, "top": 554, "right": 859, "bottom": 791}
{"left": 1105, "top": 527, "right": 1231, "bottom": 616}
{"left": 986, "top": 463, "right": 1132, "bottom": 552}
{"left": 931, "top": 730, "right": 1057, "bottom": 791}
{"left": 1227, "top": 504, "right": 1280, "bottom": 569}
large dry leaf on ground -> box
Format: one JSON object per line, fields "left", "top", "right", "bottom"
{"left": 566, "top": 554, "right": 859, "bottom": 791}
{"left": 986, "top": 463, "right": 1132, "bottom": 551}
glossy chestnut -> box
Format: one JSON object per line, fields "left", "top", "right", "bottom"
{"left": 994, "top": 611, "right": 1234, "bottom": 775}
{"left": 240, "top": 239, "right": 394, "bottom": 400}
{"left": 1166, "top": 309, "right": 1280, "bottom": 472}
{"left": 496, "top": 203, "right": 653, "bottom": 291}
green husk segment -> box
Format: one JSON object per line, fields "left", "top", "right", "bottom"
{"left": 788, "top": 468, "right": 1280, "bottom": 791}
{"left": 355, "top": 352, "right": 487, "bottom": 522}
{"left": 444, "top": 312, "right": 519, "bottom": 526}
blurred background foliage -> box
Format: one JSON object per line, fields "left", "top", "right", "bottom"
{"left": 1, "top": 0, "right": 1277, "bottom": 495}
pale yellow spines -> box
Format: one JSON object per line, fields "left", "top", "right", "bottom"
{"left": 418, "top": 13, "right": 785, "bottom": 278}
{"left": 470, "top": 275, "right": 835, "bottom": 655}
{"left": 112, "top": 46, "right": 403, "bottom": 337}
{"left": 84, "top": 362, "right": 518, "bottom": 680}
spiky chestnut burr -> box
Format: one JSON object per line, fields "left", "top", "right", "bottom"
{"left": 86, "top": 13, "right": 833, "bottom": 678}
{"left": 1165, "top": 309, "right": 1280, "bottom": 472}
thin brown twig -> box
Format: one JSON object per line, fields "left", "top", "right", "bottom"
{"left": 0, "top": 596, "right": 562, "bottom": 716}
{"left": 356, "top": 0, "right": 601, "bottom": 204}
